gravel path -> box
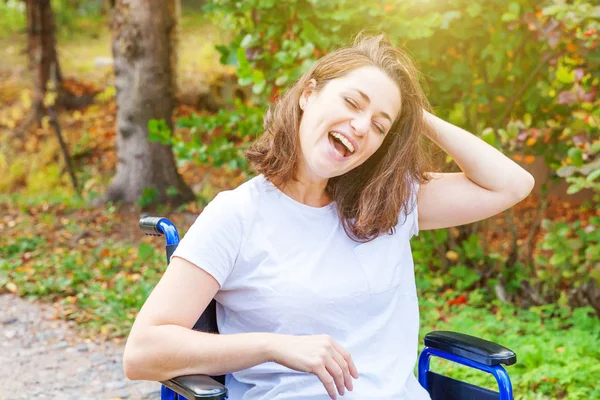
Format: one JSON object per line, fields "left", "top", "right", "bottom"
{"left": 0, "top": 294, "right": 162, "bottom": 400}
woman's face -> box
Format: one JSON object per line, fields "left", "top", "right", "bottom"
{"left": 298, "top": 66, "right": 402, "bottom": 181}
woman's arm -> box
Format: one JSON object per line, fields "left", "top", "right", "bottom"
{"left": 123, "top": 257, "right": 358, "bottom": 400}
{"left": 122, "top": 257, "right": 273, "bottom": 381}
{"left": 417, "top": 111, "right": 535, "bottom": 230}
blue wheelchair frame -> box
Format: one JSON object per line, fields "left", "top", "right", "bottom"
{"left": 140, "top": 217, "right": 517, "bottom": 400}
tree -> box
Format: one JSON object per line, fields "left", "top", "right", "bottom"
{"left": 14, "top": 0, "right": 62, "bottom": 137}
{"left": 104, "top": 0, "right": 194, "bottom": 206}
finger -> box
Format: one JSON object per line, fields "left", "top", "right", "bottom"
{"left": 325, "top": 358, "right": 346, "bottom": 396}
{"left": 331, "top": 341, "right": 359, "bottom": 379}
{"left": 315, "top": 367, "right": 337, "bottom": 400}
{"left": 331, "top": 350, "right": 353, "bottom": 392}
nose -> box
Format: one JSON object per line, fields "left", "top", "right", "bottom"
{"left": 350, "top": 114, "right": 370, "bottom": 137}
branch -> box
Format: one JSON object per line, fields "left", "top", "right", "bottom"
{"left": 524, "top": 194, "right": 549, "bottom": 268}
{"left": 505, "top": 208, "right": 519, "bottom": 267}
{"left": 47, "top": 61, "right": 80, "bottom": 196}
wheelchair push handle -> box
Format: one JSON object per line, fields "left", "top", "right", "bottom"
{"left": 138, "top": 216, "right": 180, "bottom": 248}
{"left": 139, "top": 216, "right": 167, "bottom": 236}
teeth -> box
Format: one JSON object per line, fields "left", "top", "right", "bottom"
{"left": 329, "top": 132, "right": 355, "bottom": 153}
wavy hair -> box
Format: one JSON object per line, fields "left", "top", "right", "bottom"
{"left": 246, "top": 33, "right": 436, "bottom": 242}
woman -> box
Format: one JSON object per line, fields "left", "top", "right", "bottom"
{"left": 123, "top": 34, "right": 534, "bottom": 399}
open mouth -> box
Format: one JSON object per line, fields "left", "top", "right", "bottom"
{"left": 328, "top": 131, "right": 355, "bottom": 158}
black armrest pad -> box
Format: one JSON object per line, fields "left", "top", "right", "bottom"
{"left": 424, "top": 331, "right": 516, "bottom": 366}
{"left": 161, "top": 375, "right": 228, "bottom": 400}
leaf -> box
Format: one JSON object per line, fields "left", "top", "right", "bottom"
{"left": 240, "top": 34, "right": 254, "bottom": 48}
{"left": 466, "top": 3, "right": 482, "bottom": 17}
{"left": 448, "top": 295, "right": 467, "bottom": 306}
{"left": 587, "top": 169, "right": 600, "bottom": 182}
{"left": 441, "top": 11, "right": 461, "bottom": 29}
{"left": 480, "top": 127, "right": 496, "bottom": 146}
{"left": 275, "top": 75, "right": 288, "bottom": 86}
{"left": 252, "top": 79, "right": 266, "bottom": 95}
{"left": 238, "top": 76, "right": 253, "bottom": 86}
{"left": 501, "top": 12, "right": 517, "bottom": 22}
{"left": 567, "top": 147, "right": 584, "bottom": 166}
{"left": 556, "top": 65, "right": 575, "bottom": 84}
{"left": 566, "top": 238, "right": 583, "bottom": 250}
{"left": 557, "top": 165, "right": 577, "bottom": 178}
{"left": 301, "top": 21, "right": 327, "bottom": 49}
{"left": 566, "top": 183, "right": 583, "bottom": 195}
{"left": 6, "top": 282, "right": 17, "bottom": 293}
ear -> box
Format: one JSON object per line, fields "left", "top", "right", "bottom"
{"left": 299, "top": 79, "right": 317, "bottom": 110}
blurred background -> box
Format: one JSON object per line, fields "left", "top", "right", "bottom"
{"left": 0, "top": 0, "right": 599, "bottom": 399}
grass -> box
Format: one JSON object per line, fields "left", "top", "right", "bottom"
{"left": 418, "top": 293, "right": 600, "bottom": 399}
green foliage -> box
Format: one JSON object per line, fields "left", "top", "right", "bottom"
{"left": 177, "top": 0, "right": 599, "bottom": 195}
{"left": 173, "top": 0, "right": 600, "bottom": 313}
{"left": 535, "top": 210, "right": 600, "bottom": 304}
{"left": 137, "top": 187, "right": 160, "bottom": 208}
{"left": 0, "top": 0, "right": 25, "bottom": 36}
{"left": 0, "top": 232, "right": 164, "bottom": 337}
{"left": 418, "top": 296, "right": 600, "bottom": 399}
{"left": 175, "top": 100, "right": 264, "bottom": 171}
{"left": 412, "top": 230, "right": 503, "bottom": 297}
{"left": 147, "top": 119, "right": 173, "bottom": 146}
{"left": 51, "top": 0, "right": 106, "bottom": 37}
{"left": 0, "top": 0, "right": 106, "bottom": 36}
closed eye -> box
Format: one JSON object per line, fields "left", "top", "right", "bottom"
{"left": 344, "top": 97, "right": 359, "bottom": 110}
{"left": 345, "top": 96, "right": 386, "bottom": 134}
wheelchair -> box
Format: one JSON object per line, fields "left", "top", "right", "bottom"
{"left": 139, "top": 216, "right": 517, "bottom": 400}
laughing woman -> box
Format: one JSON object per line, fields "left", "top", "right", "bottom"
{"left": 123, "top": 34, "right": 534, "bottom": 400}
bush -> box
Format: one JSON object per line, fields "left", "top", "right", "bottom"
{"left": 161, "top": 0, "right": 600, "bottom": 312}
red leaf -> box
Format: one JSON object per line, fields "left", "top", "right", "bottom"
{"left": 448, "top": 295, "right": 467, "bottom": 306}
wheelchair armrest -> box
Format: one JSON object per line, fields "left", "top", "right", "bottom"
{"left": 161, "top": 375, "right": 228, "bottom": 400}
{"left": 424, "top": 331, "right": 516, "bottom": 366}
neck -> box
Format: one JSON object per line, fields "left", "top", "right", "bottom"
{"left": 274, "top": 168, "right": 331, "bottom": 208}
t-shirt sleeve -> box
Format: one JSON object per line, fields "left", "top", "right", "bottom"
{"left": 170, "top": 191, "right": 244, "bottom": 287}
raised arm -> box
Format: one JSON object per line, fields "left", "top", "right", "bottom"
{"left": 417, "top": 111, "right": 535, "bottom": 231}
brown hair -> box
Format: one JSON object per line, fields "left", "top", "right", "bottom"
{"left": 246, "top": 33, "right": 436, "bottom": 242}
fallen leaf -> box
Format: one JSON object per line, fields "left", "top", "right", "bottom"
{"left": 449, "top": 295, "right": 467, "bottom": 306}
{"left": 446, "top": 250, "right": 459, "bottom": 261}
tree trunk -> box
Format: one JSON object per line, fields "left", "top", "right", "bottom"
{"left": 105, "top": 0, "right": 194, "bottom": 207}
{"left": 15, "top": 0, "right": 61, "bottom": 136}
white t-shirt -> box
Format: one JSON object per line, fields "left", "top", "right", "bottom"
{"left": 172, "top": 174, "right": 431, "bottom": 400}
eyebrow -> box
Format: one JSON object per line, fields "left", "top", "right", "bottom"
{"left": 352, "top": 89, "right": 393, "bottom": 123}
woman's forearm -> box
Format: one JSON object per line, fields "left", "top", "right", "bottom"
{"left": 123, "top": 325, "right": 274, "bottom": 381}
{"left": 423, "top": 111, "right": 534, "bottom": 198}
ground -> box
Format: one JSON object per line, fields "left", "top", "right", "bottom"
{"left": 0, "top": 294, "right": 161, "bottom": 400}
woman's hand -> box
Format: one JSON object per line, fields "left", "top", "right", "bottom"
{"left": 268, "top": 334, "right": 359, "bottom": 399}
